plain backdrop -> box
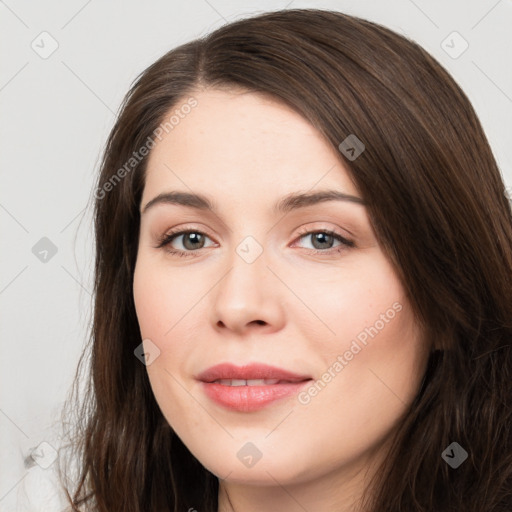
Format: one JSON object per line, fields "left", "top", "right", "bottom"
{"left": 1, "top": 0, "right": 511, "bottom": 510}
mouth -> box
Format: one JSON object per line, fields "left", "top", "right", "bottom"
{"left": 210, "top": 378, "right": 300, "bottom": 386}
{"left": 196, "top": 363, "right": 313, "bottom": 412}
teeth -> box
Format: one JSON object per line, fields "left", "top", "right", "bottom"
{"left": 215, "top": 379, "right": 282, "bottom": 386}
{"left": 248, "top": 379, "right": 269, "bottom": 386}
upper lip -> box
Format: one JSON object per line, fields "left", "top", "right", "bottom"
{"left": 196, "top": 363, "right": 312, "bottom": 383}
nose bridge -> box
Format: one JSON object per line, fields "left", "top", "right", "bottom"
{"left": 210, "top": 232, "right": 285, "bottom": 333}
{"left": 220, "top": 233, "right": 271, "bottom": 303}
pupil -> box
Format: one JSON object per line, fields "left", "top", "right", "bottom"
{"left": 313, "top": 233, "right": 332, "bottom": 249}
{"left": 184, "top": 233, "right": 203, "bottom": 250}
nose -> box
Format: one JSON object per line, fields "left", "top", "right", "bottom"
{"left": 210, "top": 245, "right": 286, "bottom": 336}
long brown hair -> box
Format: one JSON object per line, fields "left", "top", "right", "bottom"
{"left": 58, "top": 8, "right": 512, "bottom": 511}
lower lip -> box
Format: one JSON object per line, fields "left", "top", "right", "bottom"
{"left": 200, "top": 380, "right": 312, "bottom": 412}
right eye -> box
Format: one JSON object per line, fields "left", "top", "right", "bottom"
{"left": 155, "top": 229, "right": 216, "bottom": 257}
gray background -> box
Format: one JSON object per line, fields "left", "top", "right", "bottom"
{"left": 1, "top": 0, "right": 511, "bottom": 509}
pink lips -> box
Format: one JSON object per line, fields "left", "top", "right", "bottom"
{"left": 196, "top": 363, "right": 312, "bottom": 412}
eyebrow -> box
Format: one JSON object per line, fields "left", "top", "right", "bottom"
{"left": 141, "top": 189, "right": 365, "bottom": 215}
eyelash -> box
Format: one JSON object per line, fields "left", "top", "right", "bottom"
{"left": 155, "top": 226, "right": 355, "bottom": 258}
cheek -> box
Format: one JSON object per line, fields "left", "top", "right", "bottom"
{"left": 294, "top": 300, "right": 423, "bottom": 462}
{"left": 299, "top": 257, "right": 423, "bottom": 407}
{"left": 298, "top": 256, "right": 407, "bottom": 351}
{"left": 133, "top": 262, "right": 197, "bottom": 425}
{"left": 133, "top": 258, "right": 206, "bottom": 387}
{"left": 133, "top": 258, "right": 201, "bottom": 339}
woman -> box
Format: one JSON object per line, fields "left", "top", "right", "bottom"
{"left": 59, "top": 8, "right": 512, "bottom": 511}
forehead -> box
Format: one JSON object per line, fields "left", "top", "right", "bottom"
{"left": 142, "top": 88, "right": 359, "bottom": 204}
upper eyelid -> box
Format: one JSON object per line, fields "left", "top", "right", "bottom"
{"left": 162, "top": 224, "right": 347, "bottom": 238}
{"left": 162, "top": 226, "right": 217, "bottom": 244}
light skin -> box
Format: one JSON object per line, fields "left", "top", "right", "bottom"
{"left": 133, "top": 88, "right": 430, "bottom": 511}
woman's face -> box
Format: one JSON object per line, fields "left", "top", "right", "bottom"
{"left": 133, "top": 88, "right": 429, "bottom": 489}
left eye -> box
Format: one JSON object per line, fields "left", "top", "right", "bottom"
{"left": 295, "top": 230, "right": 353, "bottom": 251}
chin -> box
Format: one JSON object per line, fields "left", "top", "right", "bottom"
{"left": 195, "top": 447, "right": 313, "bottom": 486}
